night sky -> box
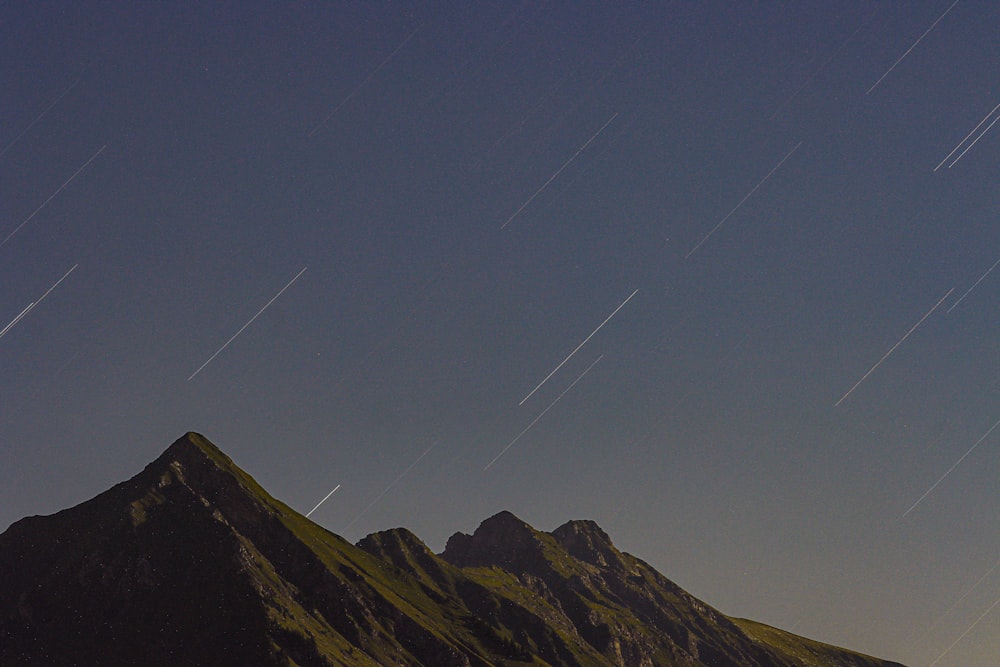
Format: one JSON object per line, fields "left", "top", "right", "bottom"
{"left": 2, "top": 3, "right": 998, "bottom": 665}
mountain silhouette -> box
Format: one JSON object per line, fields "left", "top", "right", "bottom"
{"left": 0, "top": 432, "right": 907, "bottom": 666}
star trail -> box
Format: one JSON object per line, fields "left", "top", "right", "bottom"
{"left": 2, "top": 4, "right": 997, "bottom": 665}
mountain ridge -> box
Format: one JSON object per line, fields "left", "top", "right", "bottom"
{"left": 0, "top": 432, "right": 907, "bottom": 667}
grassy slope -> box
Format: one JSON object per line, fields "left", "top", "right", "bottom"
{"left": 2, "top": 432, "right": 907, "bottom": 667}
{"left": 193, "top": 431, "right": 913, "bottom": 666}
{"left": 731, "top": 618, "right": 903, "bottom": 667}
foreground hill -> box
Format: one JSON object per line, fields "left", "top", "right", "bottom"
{"left": 0, "top": 432, "right": 906, "bottom": 666}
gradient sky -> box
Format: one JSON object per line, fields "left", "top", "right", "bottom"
{"left": 2, "top": 3, "right": 998, "bottom": 665}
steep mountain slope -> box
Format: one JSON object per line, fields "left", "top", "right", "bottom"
{"left": 0, "top": 432, "right": 906, "bottom": 667}
{"left": 0, "top": 433, "right": 477, "bottom": 666}
{"left": 443, "top": 512, "right": 815, "bottom": 667}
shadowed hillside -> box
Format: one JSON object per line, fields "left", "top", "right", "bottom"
{"left": 0, "top": 433, "right": 908, "bottom": 667}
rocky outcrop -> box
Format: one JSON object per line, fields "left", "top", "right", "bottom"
{"left": 550, "top": 520, "right": 629, "bottom": 572}
{"left": 0, "top": 432, "right": 909, "bottom": 667}
{"left": 441, "top": 511, "right": 785, "bottom": 667}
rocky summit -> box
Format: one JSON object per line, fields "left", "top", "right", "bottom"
{"left": 0, "top": 432, "right": 908, "bottom": 666}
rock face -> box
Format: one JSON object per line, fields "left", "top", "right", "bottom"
{"left": 443, "top": 511, "right": 795, "bottom": 667}
{"left": 0, "top": 432, "right": 908, "bottom": 667}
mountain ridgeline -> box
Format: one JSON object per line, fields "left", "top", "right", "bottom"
{"left": 0, "top": 433, "right": 906, "bottom": 666}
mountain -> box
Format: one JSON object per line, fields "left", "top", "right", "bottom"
{"left": 0, "top": 432, "right": 907, "bottom": 666}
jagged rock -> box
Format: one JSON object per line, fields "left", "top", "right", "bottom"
{"left": 0, "top": 433, "right": 909, "bottom": 667}
{"left": 551, "top": 519, "right": 629, "bottom": 572}
{"left": 442, "top": 510, "right": 551, "bottom": 571}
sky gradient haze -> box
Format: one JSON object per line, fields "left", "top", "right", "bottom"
{"left": 2, "top": 3, "right": 998, "bottom": 665}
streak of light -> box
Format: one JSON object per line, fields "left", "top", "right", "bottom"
{"left": 926, "top": 554, "right": 1000, "bottom": 633}
{"left": 30, "top": 264, "right": 79, "bottom": 304}
{"left": 947, "top": 109, "right": 1000, "bottom": 169}
{"left": 500, "top": 113, "right": 619, "bottom": 229}
{"left": 686, "top": 142, "right": 802, "bottom": 258}
{"left": 947, "top": 254, "right": 1000, "bottom": 313}
{"left": 929, "top": 594, "right": 1000, "bottom": 667}
{"left": 934, "top": 103, "right": 1000, "bottom": 172}
{"left": 510, "top": 119, "right": 629, "bottom": 222}
{"left": 0, "top": 303, "right": 34, "bottom": 340}
{"left": 519, "top": 289, "right": 637, "bottom": 405}
{"left": 770, "top": 12, "right": 874, "bottom": 120}
{"left": 1, "top": 146, "right": 108, "bottom": 249}
{"left": 902, "top": 416, "right": 1000, "bottom": 518}
{"left": 866, "top": 0, "right": 960, "bottom": 95}
{"left": 308, "top": 26, "right": 421, "bottom": 138}
{"left": 0, "top": 264, "right": 79, "bottom": 341}
{"left": 486, "top": 355, "right": 603, "bottom": 471}
{"left": 187, "top": 266, "right": 307, "bottom": 381}
{"left": 0, "top": 77, "right": 82, "bottom": 158}
{"left": 345, "top": 442, "right": 436, "bottom": 530}
{"left": 485, "top": 81, "right": 566, "bottom": 158}
{"left": 834, "top": 288, "right": 953, "bottom": 407}
{"left": 305, "top": 484, "right": 341, "bottom": 518}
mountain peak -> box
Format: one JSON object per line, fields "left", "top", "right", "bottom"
{"left": 0, "top": 434, "right": 910, "bottom": 667}
{"left": 551, "top": 519, "right": 613, "bottom": 547}
{"left": 441, "top": 510, "right": 543, "bottom": 569}
{"left": 135, "top": 432, "right": 273, "bottom": 519}
{"left": 480, "top": 509, "right": 534, "bottom": 533}
{"left": 166, "top": 430, "right": 222, "bottom": 455}
{"left": 550, "top": 519, "right": 629, "bottom": 572}
{"left": 152, "top": 431, "right": 235, "bottom": 477}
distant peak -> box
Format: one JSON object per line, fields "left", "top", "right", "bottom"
{"left": 551, "top": 519, "right": 628, "bottom": 571}
{"left": 472, "top": 510, "right": 538, "bottom": 546}
{"left": 441, "top": 510, "right": 541, "bottom": 568}
{"left": 357, "top": 527, "right": 451, "bottom": 584}
{"left": 357, "top": 527, "right": 427, "bottom": 554}
{"left": 481, "top": 510, "right": 533, "bottom": 531}
{"left": 551, "top": 519, "right": 612, "bottom": 545}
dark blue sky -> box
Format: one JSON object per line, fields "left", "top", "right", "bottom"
{"left": 2, "top": 3, "right": 998, "bottom": 665}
